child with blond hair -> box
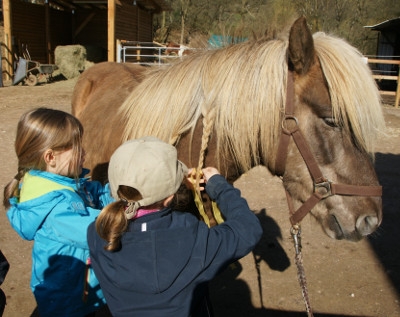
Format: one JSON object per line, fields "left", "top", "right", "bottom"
{"left": 4, "top": 108, "right": 113, "bottom": 317}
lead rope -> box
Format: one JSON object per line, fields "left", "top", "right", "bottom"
{"left": 291, "top": 225, "right": 314, "bottom": 317}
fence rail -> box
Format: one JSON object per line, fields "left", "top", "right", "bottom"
{"left": 367, "top": 57, "right": 400, "bottom": 108}
{"left": 116, "top": 41, "right": 199, "bottom": 66}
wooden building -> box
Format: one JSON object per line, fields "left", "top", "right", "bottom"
{"left": 365, "top": 17, "right": 400, "bottom": 75}
{"left": 2, "top": 0, "right": 169, "bottom": 78}
{"left": 365, "top": 17, "right": 400, "bottom": 107}
{"left": 365, "top": 17, "right": 400, "bottom": 58}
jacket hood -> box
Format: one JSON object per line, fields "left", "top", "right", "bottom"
{"left": 8, "top": 192, "right": 62, "bottom": 240}
{"left": 7, "top": 169, "right": 91, "bottom": 240}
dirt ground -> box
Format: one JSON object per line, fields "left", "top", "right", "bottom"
{"left": 0, "top": 78, "right": 399, "bottom": 317}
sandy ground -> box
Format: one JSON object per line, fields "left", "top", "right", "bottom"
{"left": 0, "top": 78, "right": 400, "bottom": 317}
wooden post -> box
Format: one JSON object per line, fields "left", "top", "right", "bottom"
{"left": 0, "top": 42, "right": 3, "bottom": 87}
{"left": 108, "top": 0, "right": 116, "bottom": 62}
{"left": 396, "top": 66, "right": 400, "bottom": 108}
{"left": 116, "top": 39, "right": 121, "bottom": 62}
{"left": 136, "top": 4, "right": 139, "bottom": 41}
{"left": 135, "top": 4, "right": 140, "bottom": 62}
{"left": 45, "top": 0, "right": 52, "bottom": 63}
{"left": 136, "top": 44, "right": 141, "bottom": 62}
{"left": 2, "top": 0, "right": 13, "bottom": 80}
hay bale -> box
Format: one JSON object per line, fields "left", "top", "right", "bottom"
{"left": 54, "top": 45, "right": 87, "bottom": 79}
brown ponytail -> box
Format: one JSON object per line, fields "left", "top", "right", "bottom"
{"left": 3, "top": 169, "right": 25, "bottom": 209}
{"left": 96, "top": 201, "right": 128, "bottom": 252}
{"left": 96, "top": 185, "right": 142, "bottom": 252}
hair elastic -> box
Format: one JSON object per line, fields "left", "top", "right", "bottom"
{"left": 121, "top": 199, "right": 141, "bottom": 220}
{"left": 14, "top": 169, "right": 24, "bottom": 181}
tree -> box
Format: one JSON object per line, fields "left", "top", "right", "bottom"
{"left": 178, "top": 0, "right": 191, "bottom": 44}
{"left": 153, "top": 0, "right": 400, "bottom": 55}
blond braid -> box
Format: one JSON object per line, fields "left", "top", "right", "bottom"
{"left": 195, "top": 108, "right": 217, "bottom": 192}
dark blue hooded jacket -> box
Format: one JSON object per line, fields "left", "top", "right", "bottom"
{"left": 87, "top": 174, "right": 262, "bottom": 317}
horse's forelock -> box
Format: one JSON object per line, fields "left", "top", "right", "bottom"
{"left": 313, "top": 32, "right": 386, "bottom": 153}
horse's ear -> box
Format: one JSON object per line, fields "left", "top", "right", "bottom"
{"left": 288, "top": 16, "right": 315, "bottom": 75}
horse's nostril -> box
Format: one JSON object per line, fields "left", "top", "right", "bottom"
{"left": 356, "top": 215, "right": 378, "bottom": 236}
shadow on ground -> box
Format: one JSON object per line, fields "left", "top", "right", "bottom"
{"left": 368, "top": 153, "right": 400, "bottom": 295}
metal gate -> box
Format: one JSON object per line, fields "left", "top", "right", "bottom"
{"left": 117, "top": 41, "right": 199, "bottom": 66}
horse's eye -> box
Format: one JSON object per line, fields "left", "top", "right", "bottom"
{"left": 323, "top": 117, "right": 338, "bottom": 128}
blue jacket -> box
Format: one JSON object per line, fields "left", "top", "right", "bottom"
{"left": 7, "top": 169, "right": 114, "bottom": 317}
{"left": 87, "top": 174, "right": 263, "bottom": 317}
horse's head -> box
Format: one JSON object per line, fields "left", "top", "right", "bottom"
{"left": 165, "top": 42, "right": 181, "bottom": 56}
{"left": 280, "top": 17, "right": 385, "bottom": 241}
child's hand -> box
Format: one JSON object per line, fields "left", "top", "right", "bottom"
{"left": 185, "top": 168, "right": 204, "bottom": 191}
{"left": 201, "top": 167, "right": 220, "bottom": 181}
{"left": 185, "top": 167, "right": 220, "bottom": 191}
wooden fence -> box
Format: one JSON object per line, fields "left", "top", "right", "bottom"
{"left": 367, "top": 58, "right": 400, "bottom": 108}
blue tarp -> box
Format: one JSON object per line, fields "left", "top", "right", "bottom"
{"left": 208, "top": 35, "right": 248, "bottom": 48}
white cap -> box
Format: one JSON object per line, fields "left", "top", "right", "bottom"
{"left": 108, "top": 136, "right": 188, "bottom": 219}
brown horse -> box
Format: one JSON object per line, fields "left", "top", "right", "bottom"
{"left": 72, "top": 17, "right": 385, "bottom": 241}
{"left": 165, "top": 41, "right": 192, "bottom": 56}
{"left": 71, "top": 62, "right": 147, "bottom": 180}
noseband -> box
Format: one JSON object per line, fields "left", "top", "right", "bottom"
{"left": 275, "top": 71, "right": 382, "bottom": 226}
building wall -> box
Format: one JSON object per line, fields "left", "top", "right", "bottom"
{"left": 11, "top": 0, "right": 71, "bottom": 64}
{"left": 74, "top": 10, "right": 107, "bottom": 49}
{"left": 116, "top": 1, "right": 153, "bottom": 42}
{"left": 11, "top": 0, "right": 45, "bottom": 62}
{"left": 7, "top": 0, "right": 154, "bottom": 66}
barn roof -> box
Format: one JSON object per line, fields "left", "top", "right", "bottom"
{"left": 28, "top": 0, "right": 170, "bottom": 13}
{"left": 364, "top": 17, "right": 400, "bottom": 31}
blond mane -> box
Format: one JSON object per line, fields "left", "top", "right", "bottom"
{"left": 120, "top": 32, "right": 385, "bottom": 172}
{"left": 313, "top": 32, "right": 385, "bottom": 153}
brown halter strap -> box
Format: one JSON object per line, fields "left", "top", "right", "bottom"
{"left": 275, "top": 71, "right": 382, "bottom": 226}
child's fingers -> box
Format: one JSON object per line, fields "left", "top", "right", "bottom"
{"left": 185, "top": 167, "right": 220, "bottom": 190}
{"left": 201, "top": 167, "right": 220, "bottom": 181}
{"left": 186, "top": 177, "right": 205, "bottom": 185}
{"left": 185, "top": 168, "right": 206, "bottom": 191}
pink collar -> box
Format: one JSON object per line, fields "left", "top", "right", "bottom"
{"left": 132, "top": 208, "right": 160, "bottom": 220}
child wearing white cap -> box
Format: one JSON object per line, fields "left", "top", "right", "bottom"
{"left": 87, "top": 136, "right": 262, "bottom": 317}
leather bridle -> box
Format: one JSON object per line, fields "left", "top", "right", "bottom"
{"left": 275, "top": 70, "right": 382, "bottom": 226}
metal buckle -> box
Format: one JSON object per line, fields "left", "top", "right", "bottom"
{"left": 314, "top": 181, "right": 332, "bottom": 198}
{"left": 281, "top": 115, "right": 298, "bottom": 133}
{"left": 290, "top": 225, "right": 302, "bottom": 255}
